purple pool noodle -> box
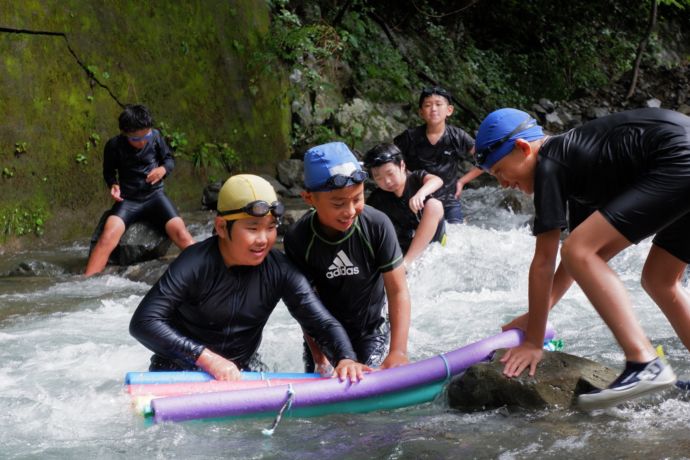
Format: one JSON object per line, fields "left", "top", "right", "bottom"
{"left": 152, "top": 327, "right": 554, "bottom": 423}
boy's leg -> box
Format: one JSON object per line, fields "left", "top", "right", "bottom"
{"left": 165, "top": 217, "right": 195, "bottom": 250}
{"left": 641, "top": 244, "right": 690, "bottom": 352}
{"left": 560, "top": 211, "right": 657, "bottom": 363}
{"left": 404, "top": 198, "right": 444, "bottom": 266}
{"left": 85, "top": 215, "right": 126, "bottom": 276}
{"left": 443, "top": 199, "right": 463, "bottom": 224}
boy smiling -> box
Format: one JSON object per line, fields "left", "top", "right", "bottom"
{"left": 284, "top": 142, "right": 411, "bottom": 373}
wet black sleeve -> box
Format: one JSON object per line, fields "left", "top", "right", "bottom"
{"left": 129, "top": 251, "right": 205, "bottom": 365}
{"left": 154, "top": 130, "right": 175, "bottom": 176}
{"left": 279, "top": 256, "right": 358, "bottom": 364}
{"left": 103, "top": 138, "right": 119, "bottom": 188}
{"left": 368, "top": 207, "right": 404, "bottom": 272}
{"left": 533, "top": 157, "right": 570, "bottom": 235}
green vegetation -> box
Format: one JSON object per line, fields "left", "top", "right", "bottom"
{"left": 0, "top": 205, "right": 47, "bottom": 241}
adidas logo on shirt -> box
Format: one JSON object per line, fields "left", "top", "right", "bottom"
{"left": 326, "top": 250, "right": 360, "bottom": 279}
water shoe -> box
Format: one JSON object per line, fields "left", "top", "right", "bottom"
{"left": 578, "top": 357, "right": 677, "bottom": 410}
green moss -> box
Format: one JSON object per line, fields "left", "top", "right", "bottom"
{"left": 0, "top": 1, "right": 290, "bottom": 245}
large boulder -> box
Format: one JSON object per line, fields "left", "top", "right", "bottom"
{"left": 89, "top": 211, "right": 171, "bottom": 267}
{"left": 447, "top": 350, "right": 619, "bottom": 411}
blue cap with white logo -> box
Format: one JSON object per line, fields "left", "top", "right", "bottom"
{"left": 303, "top": 142, "right": 368, "bottom": 191}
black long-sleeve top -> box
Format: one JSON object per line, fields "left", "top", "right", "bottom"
{"left": 103, "top": 129, "right": 174, "bottom": 201}
{"left": 129, "top": 236, "right": 358, "bottom": 370}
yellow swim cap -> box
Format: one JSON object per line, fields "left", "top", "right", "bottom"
{"left": 217, "top": 174, "right": 279, "bottom": 221}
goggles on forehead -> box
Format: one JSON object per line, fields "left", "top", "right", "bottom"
{"left": 474, "top": 117, "right": 537, "bottom": 170}
{"left": 218, "top": 200, "right": 285, "bottom": 220}
{"left": 364, "top": 152, "right": 402, "bottom": 169}
{"left": 421, "top": 86, "right": 452, "bottom": 101}
{"left": 310, "top": 170, "right": 368, "bottom": 192}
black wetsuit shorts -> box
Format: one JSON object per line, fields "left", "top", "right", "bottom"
{"left": 110, "top": 190, "right": 179, "bottom": 229}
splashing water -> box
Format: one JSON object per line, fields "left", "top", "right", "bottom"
{"left": 0, "top": 189, "right": 688, "bottom": 459}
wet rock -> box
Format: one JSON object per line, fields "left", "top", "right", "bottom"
{"left": 8, "top": 260, "right": 65, "bottom": 277}
{"left": 89, "top": 211, "right": 171, "bottom": 267}
{"left": 447, "top": 350, "right": 618, "bottom": 411}
{"left": 201, "top": 181, "right": 222, "bottom": 211}
{"left": 538, "top": 98, "right": 556, "bottom": 112}
{"left": 645, "top": 98, "right": 662, "bottom": 108}
{"left": 333, "top": 98, "right": 407, "bottom": 152}
{"left": 276, "top": 159, "right": 304, "bottom": 189}
{"left": 532, "top": 103, "right": 547, "bottom": 121}
{"left": 544, "top": 112, "right": 565, "bottom": 132}
{"left": 260, "top": 174, "right": 290, "bottom": 197}
{"left": 120, "top": 257, "right": 172, "bottom": 285}
{"left": 499, "top": 191, "right": 527, "bottom": 213}
{"left": 586, "top": 107, "right": 610, "bottom": 119}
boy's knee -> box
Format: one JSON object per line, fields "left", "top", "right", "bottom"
{"left": 425, "top": 198, "right": 444, "bottom": 219}
{"left": 640, "top": 265, "right": 675, "bottom": 296}
{"left": 560, "top": 238, "right": 584, "bottom": 269}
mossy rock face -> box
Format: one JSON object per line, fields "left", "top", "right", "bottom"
{"left": 0, "top": 1, "right": 290, "bottom": 244}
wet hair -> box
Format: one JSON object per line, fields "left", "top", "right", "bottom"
{"left": 418, "top": 86, "right": 452, "bottom": 107}
{"left": 225, "top": 219, "right": 235, "bottom": 240}
{"left": 118, "top": 104, "right": 154, "bottom": 133}
{"left": 363, "top": 143, "right": 404, "bottom": 170}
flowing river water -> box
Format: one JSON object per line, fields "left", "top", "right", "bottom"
{"left": 1, "top": 187, "right": 688, "bottom": 459}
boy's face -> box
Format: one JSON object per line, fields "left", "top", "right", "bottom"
{"left": 215, "top": 215, "right": 277, "bottom": 266}
{"left": 124, "top": 128, "right": 153, "bottom": 150}
{"left": 419, "top": 95, "right": 453, "bottom": 126}
{"left": 302, "top": 184, "right": 365, "bottom": 235}
{"left": 371, "top": 162, "right": 406, "bottom": 196}
{"left": 488, "top": 144, "right": 537, "bottom": 195}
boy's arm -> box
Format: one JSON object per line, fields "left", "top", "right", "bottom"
{"left": 409, "top": 173, "right": 443, "bottom": 213}
{"left": 500, "top": 228, "right": 561, "bottom": 377}
{"left": 381, "top": 265, "right": 411, "bottom": 368}
{"left": 501, "top": 261, "right": 574, "bottom": 332}
{"left": 454, "top": 166, "right": 483, "bottom": 199}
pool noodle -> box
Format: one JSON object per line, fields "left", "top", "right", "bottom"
{"left": 152, "top": 328, "right": 554, "bottom": 423}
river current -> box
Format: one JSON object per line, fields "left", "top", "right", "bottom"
{"left": 0, "top": 187, "right": 688, "bottom": 459}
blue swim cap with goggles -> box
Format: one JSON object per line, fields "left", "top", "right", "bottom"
{"left": 474, "top": 108, "right": 545, "bottom": 170}
{"left": 303, "top": 142, "right": 368, "bottom": 192}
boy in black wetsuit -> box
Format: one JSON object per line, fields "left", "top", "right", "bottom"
{"left": 85, "top": 104, "right": 195, "bottom": 276}
{"left": 283, "top": 142, "right": 411, "bottom": 374}
{"left": 474, "top": 107, "right": 690, "bottom": 409}
{"left": 364, "top": 143, "right": 446, "bottom": 268}
{"left": 394, "top": 86, "right": 483, "bottom": 223}
{"left": 130, "top": 174, "right": 369, "bottom": 382}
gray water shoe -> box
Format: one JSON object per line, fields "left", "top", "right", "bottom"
{"left": 578, "top": 357, "right": 676, "bottom": 410}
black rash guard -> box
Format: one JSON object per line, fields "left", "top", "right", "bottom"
{"left": 103, "top": 129, "right": 174, "bottom": 201}
{"left": 367, "top": 170, "right": 446, "bottom": 253}
{"left": 129, "top": 236, "right": 357, "bottom": 370}
{"left": 533, "top": 108, "right": 690, "bottom": 262}
{"left": 283, "top": 206, "right": 403, "bottom": 344}
{"left": 394, "top": 124, "right": 475, "bottom": 202}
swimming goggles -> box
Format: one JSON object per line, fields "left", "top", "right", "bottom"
{"left": 474, "top": 117, "right": 536, "bottom": 169}
{"left": 218, "top": 200, "right": 285, "bottom": 220}
{"left": 310, "top": 170, "right": 368, "bottom": 192}
{"left": 420, "top": 86, "right": 452, "bottom": 101}
{"left": 125, "top": 130, "right": 154, "bottom": 142}
{"left": 364, "top": 152, "right": 402, "bottom": 168}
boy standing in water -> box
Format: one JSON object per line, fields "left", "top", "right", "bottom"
{"left": 130, "top": 174, "right": 369, "bottom": 382}
{"left": 474, "top": 107, "right": 689, "bottom": 409}
{"left": 85, "top": 104, "right": 195, "bottom": 275}
{"left": 284, "top": 142, "right": 411, "bottom": 374}
{"left": 394, "top": 86, "right": 483, "bottom": 223}
{"left": 364, "top": 143, "right": 446, "bottom": 268}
